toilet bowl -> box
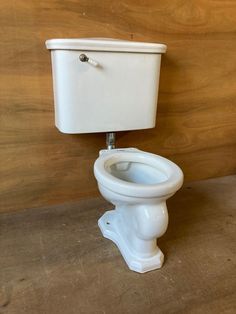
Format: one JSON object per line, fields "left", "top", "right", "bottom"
{"left": 94, "top": 148, "right": 184, "bottom": 273}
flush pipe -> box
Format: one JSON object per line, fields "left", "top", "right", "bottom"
{"left": 106, "top": 132, "right": 116, "bottom": 150}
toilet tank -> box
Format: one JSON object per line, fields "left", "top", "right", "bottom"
{"left": 45, "top": 38, "right": 167, "bottom": 134}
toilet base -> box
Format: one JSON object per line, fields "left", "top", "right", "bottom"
{"left": 98, "top": 210, "right": 164, "bottom": 273}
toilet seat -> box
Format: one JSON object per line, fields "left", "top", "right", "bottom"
{"left": 94, "top": 149, "right": 183, "bottom": 198}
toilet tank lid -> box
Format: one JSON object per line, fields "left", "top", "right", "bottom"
{"left": 45, "top": 38, "right": 167, "bottom": 53}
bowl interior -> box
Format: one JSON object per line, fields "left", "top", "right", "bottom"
{"left": 105, "top": 160, "right": 168, "bottom": 185}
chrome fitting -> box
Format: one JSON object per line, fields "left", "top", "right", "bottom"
{"left": 106, "top": 132, "right": 116, "bottom": 150}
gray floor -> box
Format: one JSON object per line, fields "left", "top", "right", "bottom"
{"left": 0, "top": 175, "right": 236, "bottom": 314}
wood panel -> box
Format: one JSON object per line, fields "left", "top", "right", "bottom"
{"left": 0, "top": 0, "right": 236, "bottom": 213}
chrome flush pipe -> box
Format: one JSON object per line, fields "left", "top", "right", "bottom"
{"left": 106, "top": 132, "right": 116, "bottom": 150}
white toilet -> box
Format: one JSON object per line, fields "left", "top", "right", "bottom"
{"left": 46, "top": 38, "right": 184, "bottom": 273}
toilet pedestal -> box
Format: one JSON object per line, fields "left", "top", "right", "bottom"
{"left": 98, "top": 210, "right": 164, "bottom": 273}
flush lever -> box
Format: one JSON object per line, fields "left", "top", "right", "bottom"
{"left": 79, "top": 53, "right": 99, "bottom": 67}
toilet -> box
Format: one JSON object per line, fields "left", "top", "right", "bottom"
{"left": 94, "top": 148, "right": 183, "bottom": 272}
{"left": 46, "top": 38, "right": 184, "bottom": 273}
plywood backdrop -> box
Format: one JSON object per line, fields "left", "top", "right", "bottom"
{"left": 0, "top": 0, "right": 236, "bottom": 213}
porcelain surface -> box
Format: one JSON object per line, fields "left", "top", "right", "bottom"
{"left": 94, "top": 148, "right": 184, "bottom": 273}
{"left": 46, "top": 38, "right": 166, "bottom": 133}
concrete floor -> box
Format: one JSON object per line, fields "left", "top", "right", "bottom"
{"left": 0, "top": 175, "right": 235, "bottom": 314}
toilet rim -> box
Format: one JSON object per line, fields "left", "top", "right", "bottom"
{"left": 94, "top": 149, "right": 184, "bottom": 198}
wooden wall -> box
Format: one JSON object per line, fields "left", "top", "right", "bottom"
{"left": 1, "top": 0, "right": 236, "bottom": 213}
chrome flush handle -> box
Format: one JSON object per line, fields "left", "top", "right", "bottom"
{"left": 79, "top": 53, "right": 99, "bottom": 67}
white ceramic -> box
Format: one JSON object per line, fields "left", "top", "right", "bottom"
{"left": 45, "top": 38, "right": 167, "bottom": 133}
{"left": 94, "top": 148, "right": 184, "bottom": 273}
{"left": 46, "top": 38, "right": 184, "bottom": 272}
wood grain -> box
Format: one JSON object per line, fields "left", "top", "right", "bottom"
{"left": 0, "top": 0, "right": 236, "bottom": 213}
